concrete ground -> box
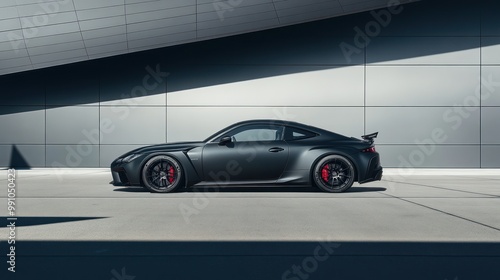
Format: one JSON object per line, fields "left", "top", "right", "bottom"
{"left": 1, "top": 169, "right": 500, "bottom": 279}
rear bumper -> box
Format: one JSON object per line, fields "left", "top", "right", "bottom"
{"left": 359, "top": 167, "right": 383, "bottom": 184}
{"left": 358, "top": 152, "right": 383, "bottom": 184}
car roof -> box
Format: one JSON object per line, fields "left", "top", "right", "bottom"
{"left": 204, "top": 119, "right": 348, "bottom": 142}
{"left": 230, "top": 119, "right": 335, "bottom": 133}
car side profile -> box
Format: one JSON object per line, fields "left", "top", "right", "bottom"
{"left": 110, "top": 119, "right": 382, "bottom": 193}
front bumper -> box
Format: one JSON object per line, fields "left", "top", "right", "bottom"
{"left": 111, "top": 167, "right": 130, "bottom": 186}
{"left": 110, "top": 158, "right": 144, "bottom": 186}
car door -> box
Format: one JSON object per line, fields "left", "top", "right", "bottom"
{"left": 202, "top": 124, "right": 289, "bottom": 183}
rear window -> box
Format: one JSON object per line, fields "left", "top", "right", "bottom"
{"left": 284, "top": 126, "right": 317, "bottom": 141}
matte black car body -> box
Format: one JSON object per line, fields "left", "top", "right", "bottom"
{"left": 110, "top": 120, "right": 382, "bottom": 192}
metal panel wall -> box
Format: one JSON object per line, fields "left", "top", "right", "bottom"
{"left": 0, "top": 0, "right": 499, "bottom": 168}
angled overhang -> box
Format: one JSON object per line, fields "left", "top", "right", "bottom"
{"left": 0, "top": 0, "right": 417, "bottom": 75}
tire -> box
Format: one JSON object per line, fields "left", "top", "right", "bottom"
{"left": 141, "top": 155, "right": 183, "bottom": 193}
{"left": 313, "top": 155, "right": 355, "bottom": 193}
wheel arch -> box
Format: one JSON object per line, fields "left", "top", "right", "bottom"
{"left": 138, "top": 152, "right": 191, "bottom": 189}
{"left": 309, "top": 151, "right": 360, "bottom": 184}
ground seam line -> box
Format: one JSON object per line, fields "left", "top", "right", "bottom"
{"left": 379, "top": 192, "right": 500, "bottom": 233}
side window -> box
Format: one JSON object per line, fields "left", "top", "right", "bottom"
{"left": 225, "top": 125, "right": 284, "bottom": 142}
{"left": 284, "top": 126, "right": 317, "bottom": 141}
{"left": 234, "top": 129, "right": 275, "bottom": 142}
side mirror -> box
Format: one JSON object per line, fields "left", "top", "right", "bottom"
{"left": 219, "top": 136, "right": 232, "bottom": 145}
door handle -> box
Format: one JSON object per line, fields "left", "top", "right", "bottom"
{"left": 268, "top": 147, "right": 284, "bottom": 153}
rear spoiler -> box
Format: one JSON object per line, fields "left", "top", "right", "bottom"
{"left": 361, "top": 132, "right": 378, "bottom": 143}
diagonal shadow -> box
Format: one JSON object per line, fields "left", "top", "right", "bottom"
{"left": 0, "top": 0, "right": 497, "bottom": 115}
{"left": 9, "top": 145, "right": 31, "bottom": 169}
{"left": 0, "top": 216, "right": 108, "bottom": 227}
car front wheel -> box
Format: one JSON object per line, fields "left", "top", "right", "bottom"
{"left": 313, "top": 155, "right": 355, "bottom": 193}
{"left": 141, "top": 155, "right": 182, "bottom": 193}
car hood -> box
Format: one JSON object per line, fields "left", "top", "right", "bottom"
{"left": 123, "top": 141, "right": 204, "bottom": 156}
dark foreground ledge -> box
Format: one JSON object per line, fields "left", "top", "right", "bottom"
{"left": 1, "top": 241, "right": 500, "bottom": 279}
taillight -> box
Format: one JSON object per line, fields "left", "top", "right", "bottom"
{"left": 362, "top": 147, "right": 376, "bottom": 153}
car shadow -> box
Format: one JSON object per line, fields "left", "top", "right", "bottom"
{"left": 186, "top": 186, "right": 321, "bottom": 193}
{"left": 186, "top": 186, "right": 387, "bottom": 193}
{"left": 113, "top": 187, "right": 149, "bottom": 192}
{"left": 113, "top": 186, "right": 386, "bottom": 193}
{"left": 347, "top": 186, "right": 387, "bottom": 193}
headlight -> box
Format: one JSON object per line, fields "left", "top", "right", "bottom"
{"left": 121, "top": 154, "right": 142, "bottom": 163}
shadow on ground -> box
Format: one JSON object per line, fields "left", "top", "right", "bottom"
{"left": 113, "top": 186, "right": 387, "bottom": 193}
{"left": 0, "top": 217, "right": 107, "bottom": 228}
{"left": 1, "top": 241, "right": 499, "bottom": 279}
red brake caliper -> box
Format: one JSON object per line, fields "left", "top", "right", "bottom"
{"left": 167, "top": 166, "right": 175, "bottom": 183}
{"left": 321, "top": 165, "right": 330, "bottom": 182}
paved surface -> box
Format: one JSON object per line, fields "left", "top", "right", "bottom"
{"left": 1, "top": 169, "right": 500, "bottom": 279}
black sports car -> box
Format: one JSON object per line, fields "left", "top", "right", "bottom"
{"left": 111, "top": 119, "right": 382, "bottom": 193}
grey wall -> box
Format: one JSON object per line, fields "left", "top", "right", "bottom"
{"left": 0, "top": 0, "right": 499, "bottom": 168}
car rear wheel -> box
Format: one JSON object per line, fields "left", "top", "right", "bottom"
{"left": 313, "top": 155, "right": 355, "bottom": 193}
{"left": 142, "top": 155, "right": 182, "bottom": 193}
